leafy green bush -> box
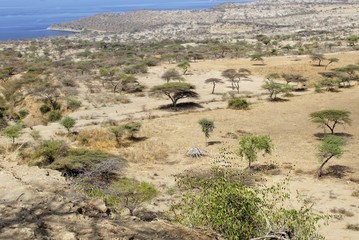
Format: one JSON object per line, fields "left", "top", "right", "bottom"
{"left": 60, "top": 116, "right": 76, "bottom": 133}
{"left": 47, "top": 111, "right": 62, "bottom": 122}
{"left": 123, "top": 64, "right": 148, "bottom": 74}
{"left": 110, "top": 178, "right": 157, "bottom": 215}
{"left": 32, "top": 140, "right": 68, "bottom": 164}
{"left": 49, "top": 148, "right": 119, "bottom": 173}
{"left": 39, "top": 104, "right": 51, "bottom": 114}
{"left": 228, "top": 98, "right": 249, "bottom": 110}
{"left": 17, "top": 109, "right": 29, "bottom": 119}
{"left": 172, "top": 168, "right": 324, "bottom": 240}
{"left": 2, "top": 124, "right": 23, "bottom": 144}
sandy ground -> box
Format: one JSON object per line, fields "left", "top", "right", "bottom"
{"left": 1, "top": 52, "right": 359, "bottom": 239}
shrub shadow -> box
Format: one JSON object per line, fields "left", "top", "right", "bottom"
{"left": 313, "top": 132, "right": 353, "bottom": 140}
{"left": 207, "top": 141, "right": 222, "bottom": 146}
{"left": 322, "top": 165, "right": 353, "bottom": 178}
{"left": 158, "top": 102, "right": 203, "bottom": 111}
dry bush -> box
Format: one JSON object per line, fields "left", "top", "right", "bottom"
{"left": 76, "top": 128, "right": 116, "bottom": 150}
{"left": 330, "top": 207, "right": 355, "bottom": 217}
{"left": 120, "top": 141, "right": 169, "bottom": 163}
{"left": 347, "top": 224, "right": 359, "bottom": 231}
{"left": 352, "top": 190, "right": 359, "bottom": 198}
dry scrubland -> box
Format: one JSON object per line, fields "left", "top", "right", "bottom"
{"left": 1, "top": 50, "right": 359, "bottom": 239}
{"left": 1, "top": 0, "right": 359, "bottom": 238}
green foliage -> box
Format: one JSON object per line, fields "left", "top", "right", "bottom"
{"left": 237, "top": 135, "right": 273, "bottom": 168}
{"left": 65, "top": 97, "right": 82, "bottom": 110}
{"left": 347, "top": 35, "right": 359, "bottom": 46}
{"left": 317, "top": 135, "right": 345, "bottom": 177}
{"left": 39, "top": 104, "right": 51, "bottom": 114}
{"left": 17, "top": 109, "right": 29, "bottom": 119}
{"left": 228, "top": 98, "right": 249, "bottom": 110}
{"left": 110, "top": 125, "right": 126, "bottom": 147}
{"left": 250, "top": 52, "right": 264, "bottom": 63}
{"left": 123, "top": 63, "right": 148, "bottom": 74}
{"left": 150, "top": 82, "right": 199, "bottom": 108}
{"left": 262, "top": 81, "right": 293, "bottom": 100}
{"left": 33, "top": 140, "right": 68, "bottom": 164}
{"left": 310, "top": 109, "right": 351, "bottom": 134}
{"left": 110, "top": 178, "right": 157, "bottom": 215}
{"left": 47, "top": 111, "right": 62, "bottom": 122}
{"left": 310, "top": 53, "right": 326, "bottom": 66}
{"left": 177, "top": 60, "right": 191, "bottom": 75}
{"left": 161, "top": 68, "right": 183, "bottom": 83}
{"left": 316, "top": 78, "right": 340, "bottom": 92}
{"left": 49, "top": 148, "right": 119, "bottom": 173}
{"left": 60, "top": 116, "right": 76, "bottom": 132}
{"left": 198, "top": 118, "right": 214, "bottom": 145}
{"left": 2, "top": 124, "right": 23, "bottom": 144}
{"left": 173, "top": 168, "right": 324, "bottom": 239}
{"left": 123, "top": 122, "right": 141, "bottom": 138}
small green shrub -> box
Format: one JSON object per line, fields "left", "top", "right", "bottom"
{"left": 39, "top": 104, "right": 51, "bottom": 114}
{"left": 110, "top": 178, "right": 157, "bottom": 215}
{"left": 32, "top": 140, "right": 68, "bottom": 164}
{"left": 48, "top": 111, "right": 62, "bottom": 122}
{"left": 172, "top": 168, "right": 324, "bottom": 240}
{"left": 49, "top": 148, "right": 119, "bottom": 173}
{"left": 60, "top": 116, "right": 76, "bottom": 133}
{"left": 18, "top": 109, "right": 29, "bottom": 119}
{"left": 2, "top": 124, "right": 23, "bottom": 144}
{"left": 228, "top": 98, "right": 249, "bottom": 110}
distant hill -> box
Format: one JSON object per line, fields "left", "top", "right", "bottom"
{"left": 49, "top": 0, "right": 359, "bottom": 42}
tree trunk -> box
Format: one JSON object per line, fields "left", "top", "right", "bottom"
{"left": 318, "top": 155, "right": 333, "bottom": 177}
{"left": 211, "top": 83, "right": 216, "bottom": 94}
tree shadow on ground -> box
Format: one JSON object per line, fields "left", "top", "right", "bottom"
{"left": 313, "top": 132, "right": 353, "bottom": 140}
{"left": 321, "top": 165, "right": 354, "bottom": 179}
{"left": 247, "top": 164, "right": 281, "bottom": 175}
{"left": 269, "top": 98, "right": 289, "bottom": 102}
{"left": 128, "top": 136, "right": 148, "bottom": 142}
{"left": 207, "top": 141, "right": 222, "bottom": 146}
{"left": 158, "top": 102, "right": 203, "bottom": 111}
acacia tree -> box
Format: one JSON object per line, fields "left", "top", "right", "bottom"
{"left": 205, "top": 78, "right": 224, "bottom": 94}
{"left": 262, "top": 81, "right": 293, "bottom": 100}
{"left": 198, "top": 118, "right": 214, "bottom": 146}
{"left": 177, "top": 60, "right": 191, "bottom": 75}
{"left": 161, "top": 68, "right": 184, "bottom": 83}
{"left": 310, "top": 109, "right": 352, "bottom": 134}
{"left": 317, "top": 135, "right": 345, "bottom": 177}
{"left": 2, "top": 124, "right": 22, "bottom": 145}
{"left": 325, "top": 57, "right": 339, "bottom": 70}
{"left": 150, "top": 82, "right": 199, "bottom": 108}
{"left": 60, "top": 116, "right": 76, "bottom": 133}
{"left": 237, "top": 135, "right": 273, "bottom": 168}
{"left": 282, "top": 73, "right": 308, "bottom": 90}
{"left": 310, "top": 53, "right": 326, "bottom": 66}
{"left": 250, "top": 53, "right": 264, "bottom": 65}
{"left": 222, "top": 69, "right": 238, "bottom": 90}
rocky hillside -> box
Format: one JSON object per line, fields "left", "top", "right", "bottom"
{"left": 50, "top": 0, "right": 359, "bottom": 42}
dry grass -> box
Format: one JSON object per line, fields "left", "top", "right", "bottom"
{"left": 330, "top": 207, "right": 355, "bottom": 217}
{"left": 76, "top": 128, "right": 116, "bottom": 150}
{"left": 119, "top": 141, "right": 169, "bottom": 163}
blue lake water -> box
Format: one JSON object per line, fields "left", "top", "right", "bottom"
{"left": 0, "top": 0, "right": 250, "bottom": 41}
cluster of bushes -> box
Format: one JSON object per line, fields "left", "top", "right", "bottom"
{"left": 171, "top": 168, "right": 325, "bottom": 239}
{"left": 227, "top": 98, "right": 249, "bottom": 110}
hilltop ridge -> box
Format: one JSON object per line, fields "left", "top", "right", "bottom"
{"left": 49, "top": 0, "right": 359, "bottom": 42}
